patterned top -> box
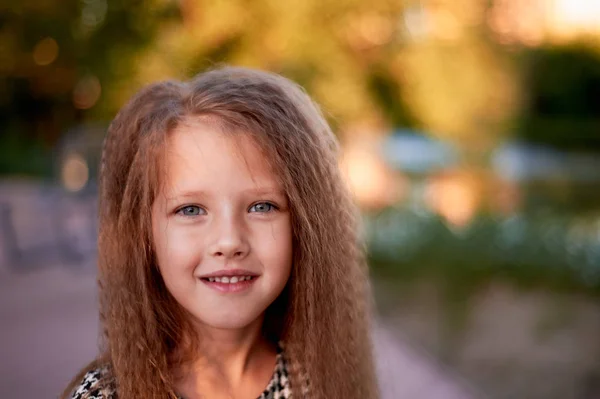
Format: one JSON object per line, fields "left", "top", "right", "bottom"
{"left": 70, "top": 351, "right": 292, "bottom": 399}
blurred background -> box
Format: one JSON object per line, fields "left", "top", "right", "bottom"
{"left": 1, "top": 0, "right": 600, "bottom": 398}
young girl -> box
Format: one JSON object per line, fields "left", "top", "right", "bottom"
{"left": 63, "top": 66, "right": 378, "bottom": 398}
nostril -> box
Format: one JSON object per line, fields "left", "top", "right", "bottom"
{"left": 211, "top": 250, "right": 244, "bottom": 257}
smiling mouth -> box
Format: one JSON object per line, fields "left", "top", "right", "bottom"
{"left": 199, "top": 275, "right": 259, "bottom": 293}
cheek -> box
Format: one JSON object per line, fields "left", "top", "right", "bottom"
{"left": 253, "top": 218, "right": 293, "bottom": 277}
{"left": 153, "top": 222, "right": 204, "bottom": 281}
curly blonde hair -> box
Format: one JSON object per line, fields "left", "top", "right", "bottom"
{"left": 63, "top": 66, "right": 378, "bottom": 398}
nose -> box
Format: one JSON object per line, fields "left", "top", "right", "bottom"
{"left": 208, "top": 213, "right": 249, "bottom": 260}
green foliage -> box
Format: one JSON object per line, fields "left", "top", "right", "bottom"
{"left": 0, "top": 0, "right": 179, "bottom": 176}
{"left": 4, "top": 0, "right": 600, "bottom": 178}
{"left": 365, "top": 208, "right": 600, "bottom": 297}
{"left": 0, "top": 130, "right": 51, "bottom": 176}
{"left": 367, "top": 65, "right": 418, "bottom": 128}
{"left": 518, "top": 44, "right": 600, "bottom": 151}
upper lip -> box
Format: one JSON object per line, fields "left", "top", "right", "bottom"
{"left": 198, "top": 269, "right": 260, "bottom": 278}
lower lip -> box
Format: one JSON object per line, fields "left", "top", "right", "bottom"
{"left": 200, "top": 277, "right": 258, "bottom": 293}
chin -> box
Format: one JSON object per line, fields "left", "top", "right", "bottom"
{"left": 196, "top": 310, "right": 265, "bottom": 330}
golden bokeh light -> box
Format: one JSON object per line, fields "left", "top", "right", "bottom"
{"left": 32, "top": 37, "right": 59, "bottom": 66}
{"left": 73, "top": 75, "right": 102, "bottom": 109}
{"left": 340, "top": 141, "right": 403, "bottom": 208}
{"left": 425, "top": 171, "right": 480, "bottom": 228}
{"left": 61, "top": 153, "right": 89, "bottom": 192}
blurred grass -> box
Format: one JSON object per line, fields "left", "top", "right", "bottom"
{"left": 366, "top": 208, "right": 600, "bottom": 299}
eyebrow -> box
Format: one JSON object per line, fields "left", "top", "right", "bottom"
{"left": 164, "top": 189, "right": 210, "bottom": 201}
{"left": 164, "top": 187, "right": 286, "bottom": 202}
{"left": 242, "top": 187, "right": 286, "bottom": 197}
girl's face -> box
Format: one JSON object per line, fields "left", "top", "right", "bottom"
{"left": 151, "top": 120, "right": 293, "bottom": 331}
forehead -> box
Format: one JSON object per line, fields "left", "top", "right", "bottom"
{"left": 159, "top": 119, "right": 282, "bottom": 195}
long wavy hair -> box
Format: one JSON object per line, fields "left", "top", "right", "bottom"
{"left": 63, "top": 66, "right": 378, "bottom": 398}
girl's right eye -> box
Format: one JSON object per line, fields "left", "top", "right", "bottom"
{"left": 176, "top": 205, "right": 205, "bottom": 216}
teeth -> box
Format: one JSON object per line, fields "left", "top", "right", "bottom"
{"left": 206, "top": 276, "right": 254, "bottom": 283}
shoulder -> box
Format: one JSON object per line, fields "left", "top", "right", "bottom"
{"left": 69, "top": 365, "right": 117, "bottom": 399}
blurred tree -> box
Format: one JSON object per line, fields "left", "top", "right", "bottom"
{"left": 0, "top": 0, "right": 527, "bottom": 176}
{"left": 0, "top": 0, "right": 179, "bottom": 176}
{"left": 517, "top": 43, "right": 600, "bottom": 151}
{"left": 394, "top": 0, "right": 520, "bottom": 150}
{"left": 137, "top": 0, "right": 418, "bottom": 134}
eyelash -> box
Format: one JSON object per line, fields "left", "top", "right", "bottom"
{"left": 175, "top": 202, "right": 279, "bottom": 216}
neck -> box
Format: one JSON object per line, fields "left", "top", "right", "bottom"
{"left": 199, "top": 320, "right": 270, "bottom": 379}
{"left": 174, "top": 315, "right": 278, "bottom": 396}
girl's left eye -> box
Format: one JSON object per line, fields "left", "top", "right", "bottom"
{"left": 249, "top": 202, "right": 277, "bottom": 213}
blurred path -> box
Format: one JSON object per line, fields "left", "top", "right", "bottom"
{"left": 0, "top": 267, "right": 479, "bottom": 398}
{"left": 0, "top": 268, "right": 99, "bottom": 398}
{"left": 373, "top": 323, "right": 480, "bottom": 398}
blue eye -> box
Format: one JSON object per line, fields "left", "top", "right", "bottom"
{"left": 249, "top": 202, "right": 276, "bottom": 213}
{"left": 177, "top": 205, "right": 205, "bottom": 216}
